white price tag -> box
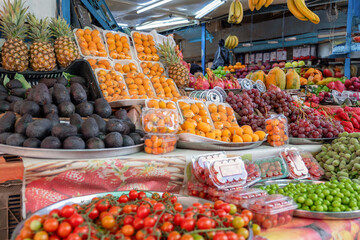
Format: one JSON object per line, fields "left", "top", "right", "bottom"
{"left": 270, "top": 51, "right": 277, "bottom": 61}
{"left": 256, "top": 53, "right": 263, "bottom": 63}
{"left": 263, "top": 52, "right": 270, "bottom": 62}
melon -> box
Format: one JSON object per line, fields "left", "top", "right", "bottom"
{"left": 251, "top": 70, "right": 266, "bottom": 83}
{"left": 286, "top": 69, "right": 300, "bottom": 89}
{"left": 265, "top": 67, "right": 286, "bottom": 90}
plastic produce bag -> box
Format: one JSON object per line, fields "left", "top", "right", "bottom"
{"left": 211, "top": 39, "right": 230, "bottom": 70}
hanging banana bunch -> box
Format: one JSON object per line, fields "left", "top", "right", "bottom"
{"left": 225, "top": 35, "right": 239, "bottom": 49}
{"left": 248, "top": 0, "right": 273, "bottom": 11}
{"left": 287, "top": 0, "right": 320, "bottom": 24}
{"left": 228, "top": 0, "right": 243, "bottom": 24}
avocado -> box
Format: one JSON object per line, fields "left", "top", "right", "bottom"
{"left": 48, "top": 87, "right": 54, "bottom": 96}
{"left": 0, "top": 132, "right": 12, "bottom": 144}
{"left": 86, "top": 137, "right": 105, "bottom": 149}
{"left": 75, "top": 102, "right": 93, "bottom": 117}
{"left": 51, "top": 123, "right": 78, "bottom": 141}
{"left": 26, "top": 88, "right": 34, "bottom": 101}
{"left": 26, "top": 119, "right": 52, "bottom": 139}
{"left": 70, "top": 76, "right": 86, "bottom": 86}
{"left": 135, "top": 129, "right": 146, "bottom": 137}
{"left": 123, "top": 121, "right": 135, "bottom": 134}
{"left": 70, "top": 83, "right": 87, "bottom": 104}
{"left": 0, "top": 91, "right": 9, "bottom": 100}
{"left": 56, "top": 76, "right": 68, "bottom": 86}
{"left": 129, "top": 132, "right": 143, "bottom": 145}
{"left": 46, "top": 112, "right": 60, "bottom": 127}
{"left": 23, "top": 138, "right": 41, "bottom": 148}
{"left": 6, "top": 133, "right": 26, "bottom": 146}
{"left": 58, "top": 101, "right": 75, "bottom": 117}
{"left": 0, "top": 111, "right": 16, "bottom": 133}
{"left": 70, "top": 113, "right": 83, "bottom": 133}
{"left": 12, "top": 100, "right": 23, "bottom": 114}
{"left": 81, "top": 117, "right": 99, "bottom": 139}
{"left": 10, "top": 88, "right": 26, "bottom": 98}
{"left": 104, "top": 132, "right": 123, "bottom": 148}
{"left": 115, "top": 109, "right": 132, "bottom": 123}
{"left": 40, "top": 136, "right": 61, "bottom": 149}
{"left": 122, "top": 135, "right": 135, "bottom": 147}
{"left": 91, "top": 114, "right": 106, "bottom": 133}
{"left": 63, "top": 136, "right": 85, "bottom": 149}
{"left": 42, "top": 104, "right": 58, "bottom": 115}
{"left": 94, "top": 98, "right": 112, "bottom": 118}
{"left": 15, "top": 114, "right": 33, "bottom": 134}
{"left": 53, "top": 83, "right": 70, "bottom": 105}
{"left": 32, "top": 83, "right": 52, "bottom": 106}
{"left": 6, "top": 79, "right": 22, "bottom": 89}
{"left": 39, "top": 78, "right": 57, "bottom": 88}
{"left": 0, "top": 85, "right": 7, "bottom": 93}
{"left": 106, "top": 119, "right": 126, "bottom": 133}
{"left": 20, "top": 101, "right": 40, "bottom": 116}
{"left": 6, "top": 95, "right": 22, "bottom": 103}
{"left": 0, "top": 100, "right": 10, "bottom": 112}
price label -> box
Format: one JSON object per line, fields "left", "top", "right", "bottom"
{"left": 250, "top": 54, "right": 255, "bottom": 63}
{"left": 277, "top": 49, "right": 287, "bottom": 61}
{"left": 219, "top": 164, "right": 244, "bottom": 177}
{"left": 263, "top": 52, "right": 270, "bottom": 62}
{"left": 245, "top": 53, "right": 249, "bottom": 64}
{"left": 311, "top": 45, "right": 316, "bottom": 57}
{"left": 293, "top": 48, "right": 300, "bottom": 59}
{"left": 270, "top": 51, "right": 277, "bottom": 61}
{"left": 256, "top": 53, "right": 263, "bottom": 63}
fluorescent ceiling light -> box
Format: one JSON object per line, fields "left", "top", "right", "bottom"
{"left": 268, "top": 40, "right": 278, "bottom": 44}
{"left": 285, "top": 37, "right": 297, "bottom": 41}
{"left": 318, "top": 31, "right": 346, "bottom": 38}
{"left": 136, "top": 18, "right": 190, "bottom": 30}
{"left": 243, "top": 43, "right": 253, "bottom": 47}
{"left": 117, "top": 23, "right": 129, "bottom": 27}
{"left": 195, "top": 0, "right": 225, "bottom": 19}
{"left": 138, "top": 0, "right": 158, "bottom": 6}
{"left": 137, "top": 0, "right": 173, "bottom": 14}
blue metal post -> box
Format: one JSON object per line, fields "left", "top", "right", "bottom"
{"left": 344, "top": 0, "right": 354, "bottom": 78}
{"left": 62, "top": 0, "right": 71, "bottom": 24}
{"left": 201, "top": 23, "right": 206, "bottom": 75}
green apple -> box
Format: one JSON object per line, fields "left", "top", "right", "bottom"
{"left": 298, "top": 61, "right": 305, "bottom": 67}
{"left": 292, "top": 61, "right": 298, "bottom": 67}
{"left": 285, "top": 62, "right": 293, "bottom": 68}
{"left": 221, "top": 70, "right": 226, "bottom": 75}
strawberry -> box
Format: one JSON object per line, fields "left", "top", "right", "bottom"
{"left": 344, "top": 127, "right": 354, "bottom": 133}
{"left": 341, "top": 121, "right": 354, "bottom": 131}
{"left": 25, "top": 187, "right": 67, "bottom": 213}
{"left": 351, "top": 117, "right": 360, "bottom": 129}
{"left": 337, "top": 109, "right": 350, "bottom": 121}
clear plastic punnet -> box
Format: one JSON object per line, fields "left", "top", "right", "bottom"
{"left": 144, "top": 134, "right": 177, "bottom": 155}
{"left": 73, "top": 28, "right": 108, "bottom": 58}
{"left": 139, "top": 61, "right": 166, "bottom": 79}
{"left": 204, "top": 157, "right": 248, "bottom": 189}
{"left": 243, "top": 160, "right": 262, "bottom": 187}
{"left": 142, "top": 108, "right": 180, "bottom": 134}
{"left": 222, "top": 188, "right": 268, "bottom": 209}
{"left": 188, "top": 179, "right": 209, "bottom": 199}
{"left": 265, "top": 114, "right": 289, "bottom": 147}
{"left": 242, "top": 194, "right": 298, "bottom": 229}
{"left": 280, "top": 147, "right": 310, "bottom": 179}
{"left": 191, "top": 152, "right": 227, "bottom": 183}
{"left": 206, "top": 102, "right": 240, "bottom": 130}
{"left": 95, "top": 68, "right": 129, "bottom": 101}
{"left": 300, "top": 151, "right": 325, "bottom": 180}
{"left": 131, "top": 31, "right": 160, "bottom": 62}
{"left": 151, "top": 76, "right": 181, "bottom": 98}
{"left": 103, "top": 30, "right": 134, "bottom": 60}
{"left": 113, "top": 60, "right": 140, "bottom": 74}
{"left": 123, "top": 72, "right": 156, "bottom": 98}
{"left": 177, "top": 99, "right": 214, "bottom": 127}
{"left": 85, "top": 57, "right": 113, "bottom": 70}
{"left": 254, "top": 156, "right": 289, "bottom": 182}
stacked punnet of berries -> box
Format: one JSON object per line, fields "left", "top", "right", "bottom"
{"left": 289, "top": 108, "right": 343, "bottom": 138}
{"left": 16, "top": 191, "right": 260, "bottom": 240}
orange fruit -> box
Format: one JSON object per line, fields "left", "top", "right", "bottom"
{"left": 221, "top": 136, "right": 231, "bottom": 142}
{"left": 211, "top": 113, "right": 221, "bottom": 122}
{"left": 202, "top": 116, "right": 211, "bottom": 124}
{"left": 241, "top": 125, "right": 253, "bottom": 135}
{"left": 242, "top": 134, "right": 253, "bottom": 142}
{"left": 190, "top": 104, "right": 200, "bottom": 114}
{"left": 214, "top": 122, "right": 224, "bottom": 130}
{"left": 208, "top": 104, "right": 218, "bottom": 113}
{"left": 199, "top": 109, "right": 208, "bottom": 116}
{"left": 222, "top": 129, "right": 231, "bottom": 138}
{"left": 206, "top": 131, "right": 216, "bottom": 139}
{"left": 213, "top": 129, "right": 222, "bottom": 137}
{"left": 252, "top": 134, "right": 259, "bottom": 142}
{"left": 196, "top": 130, "right": 206, "bottom": 137}
{"left": 232, "top": 135, "right": 243, "bottom": 143}
{"left": 179, "top": 102, "right": 190, "bottom": 110}
{"left": 255, "top": 131, "right": 266, "bottom": 141}
{"left": 197, "top": 122, "right": 211, "bottom": 133}
{"left": 218, "top": 105, "right": 226, "bottom": 113}
{"left": 185, "top": 129, "right": 196, "bottom": 134}
{"left": 182, "top": 121, "right": 196, "bottom": 130}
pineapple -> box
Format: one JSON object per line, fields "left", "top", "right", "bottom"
{"left": 49, "top": 17, "right": 80, "bottom": 68}
{"left": 157, "top": 40, "right": 189, "bottom": 87}
{"left": 27, "top": 14, "right": 56, "bottom": 71}
{"left": 0, "top": 0, "right": 29, "bottom": 72}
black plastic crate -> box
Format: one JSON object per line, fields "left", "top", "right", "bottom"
{"left": 0, "top": 180, "right": 22, "bottom": 240}
{"left": 0, "top": 59, "right": 103, "bottom": 101}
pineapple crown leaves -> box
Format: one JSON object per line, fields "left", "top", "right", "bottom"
{"left": 0, "top": 0, "right": 29, "bottom": 39}
{"left": 27, "top": 13, "right": 53, "bottom": 43}
{"left": 49, "top": 17, "right": 74, "bottom": 39}
{"left": 157, "top": 39, "right": 180, "bottom": 65}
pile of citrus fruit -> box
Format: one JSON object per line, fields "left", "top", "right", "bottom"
{"left": 96, "top": 69, "right": 129, "bottom": 101}
{"left": 105, "top": 32, "right": 132, "bottom": 60}
{"left": 75, "top": 28, "right": 107, "bottom": 57}
{"left": 132, "top": 32, "right": 159, "bottom": 61}
{"left": 124, "top": 72, "right": 156, "bottom": 99}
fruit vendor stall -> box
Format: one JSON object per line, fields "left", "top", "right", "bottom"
{"left": 2, "top": 0, "right": 360, "bottom": 240}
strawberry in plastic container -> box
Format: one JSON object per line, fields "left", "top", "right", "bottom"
{"left": 300, "top": 151, "right": 324, "bottom": 180}
{"left": 280, "top": 147, "right": 310, "bottom": 179}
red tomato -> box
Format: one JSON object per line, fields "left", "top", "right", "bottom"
{"left": 102, "top": 215, "right": 116, "bottom": 229}
{"left": 214, "top": 200, "right": 224, "bottom": 210}
{"left": 131, "top": 204, "right": 138, "bottom": 212}
{"left": 167, "top": 231, "right": 181, "bottom": 240}
{"left": 239, "top": 214, "right": 249, "bottom": 226}
{"left": 213, "top": 233, "right": 228, "bottom": 240}
{"left": 34, "top": 231, "right": 49, "bottom": 240}
{"left": 133, "top": 217, "right": 144, "bottom": 230}
{"left": 169, "top": 196, "right": 177, "bottom": 204}
{"left": 173, "top": 213, "right": 184, "bottom": 226}
{"left": 285, "top": 214, "right": 292, "bottom": 223}
{"left": 223, "top": 215, "right": 234, "bottom": 227}
{"left": 135, "top": 230, "right": 146, "bottom": 240}
{"left": 180, "top": 218, "right": 195, "bottom": 231}
{"left": 225, "top": 231, "right": 238, "bottom": 240}
{"left": 60, "top": 205, "right": 75, "bottom": 218}
{"left": 73, "top": 226, "right": 89, "bottom": 239}
{"left": 220, "top": 203, "right": 231, "bottom": 213}
{"left": 216, "top": 209, "right": 227, "bottom": 218}
{"left": 196, "top": 217, "right": 212, "bottom": 230}
{"left": 160, "top": 222, "right": 174, "bottom": 232}
{"left": 66, "top": 233, "right": 81, "bottom": 240}
{"left": 138, "top": 191, "right": 147, "bottom": 200}
{"left": 57, "top": 222, "right": 72, "bottom": 238}
{"left": 160, "top": 213, "right": 173, "bottom": 223}
{"left": 241, "top": 210, "right": 253, "bottom": 221}
{"left": 121, "top": 225, "right": 135, "bottom": 236}
{"left": 151, "top": 193, "right": 160, "bottom": 199}
{"left": 96, "top": 199, "right": 110, "bottom": 212}
{"left": 109, "top": 206, "right": 121, "bottom": 217}
{"left": 43, "top": 218, "right": 59, "bottom": 232}
{"left": 99, "top": 211, "right": 111, "bottom": 220}
{"left": 69, "top": 213, "right": 84, "bottom": 228}
{"left": 118, "top": 195, "right": 129, "bottom": 203}
{"left": 174, "top": 203, "right": 183, "bottom": 212}
{"left": 123, "top": 205, "right": 133, "bottom": 214}
{"left": 153, "top": 203, "right": 165, "bottom": 213}
{"left": 49, "top": 235, "right": 60, "bottom": 240}
{"left": 262, "top": 219, "right": 272, "bottom": 228}
{"left": 129, "top": 190, "right": 139, "bottom": 200}
{"left": 162, "top": 192, "right": 171, "bottom": 198}
{"left": 278, "top": 216, "right": 285, "bottom": 225}
{"left": 143, "top": 217, "right": 156, "bottom": 228}
{"left": 180, "top": 234, "right": 194, "bottom": 240}
{"left": 49, "top": 209, "right": 60, "bottom": 218}
{"left": 20, "top": 226, "right": 33, "bottom": 238}
{"left": 123, "top": 215, "right": 134, "bottom": 225}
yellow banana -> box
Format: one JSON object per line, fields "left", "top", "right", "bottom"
{"left": 228, "top": 1, "right": 235, "bottom": 23}
{"left": 235, "top": 0, "right": 243, "bottom": 24}
{"left": 312, "top": 13, "right": 320, "bottom": 24}
{"left": 234, "top": 0, "right": 241, "bottom": 18}
{"left": 256, "top": 0, "right": 266, "bottom": 10}
{"left": 265, "top": 0, "right": 273, "bottom": 7}
{"left": 248, "top": 0, "right": 255, "bottom": 11}
{"left": 233, "top": 36, "right": 239, "bottom": 49}
{"left": 294, "top": 0, "right": 320, "bottom": 24}
{"left": 287, "top": 0, "right": 308, "bottom": 21}
{"left": 253, "top": 0, "right": 259, "bottom": 5}
{"left": 230, "top": 36, "right": 236, "bottom": 49}
{"left": 225, "top": 36, "right": 231, "bottom": 48}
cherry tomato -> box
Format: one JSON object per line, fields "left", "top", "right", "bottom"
{"left": 262, "top": 219, "right": 272, "bottom": 229}
{"left": 152, "top": 193, "right": 160, "bottom": 199}
{"left": 122, "top": 224, "right": 135, "bottom": 236}
{"left": 86, "top": 207, "right": 99, "bottom": 220}
{"left": 223, "top": 215, "right": 234, "bottom": 227}
{"left": 49, "top": 235, "right": 60, "bottom": 240}
{"left": 216, "top": 209, "right": 226, "bottom": 218}
{"left": 60, "top": 205, "right": 75, "bottom": 218}
{"left": 162, "top": 192, "right": 171, "bottom": 198}
{"left": 131, "top": 204, "right": 138, "bottom": 212}
{"left": 252, "top": 224, "right": 261, "bottom": 235}
{"left": 102, "top": 215, "right": 116, "bottom": 229}
{"left": 180, "top": 234, "right": 194, "bottom": 240}
{"left": 138, "top": 191, "right": 147, "bottom": 200}
{"left": 96, "top": 199, "right": 110, "bottom": 212}
{"left": 181, "top": 218, "right": 195, "bottom": 231}
{"left": 239, "top": 214, "right": 249, "bottom": 226}
{"left": 278, "top": 216, "right": 285, "bottom": 225}
{"left": 34, "top": 231, "right": 49, "bottom": 240}
{"left": 174, "top": 203, "right": 183, "bottom": 212}
{"left": 124, "top": 215, "right": 134, "bottom": 225}
{"left": 49, "top": 209, "right": 60, "bottom": 218}
{"left": 241, "top": 210, "right": 253, "bottom": 221}
{"left": 153, "top": 203, "right": 165, "bottom": 213}
{"left": 214, "top": 200, "right": 224, "bottom": 210}
{"left": 118, "top": 195, "right": 129, "bottom": 203}
{"left": 135, "top": 230, "right": 146, "bottom": 240}
{"left": 225, "top": 231, "right": 238, "bottom": 240}
{"left": 146, "top": 236, "right": 156, "bottom": 240}
{"left": 69, "top": 213, "right": 84, "bottom": 228}
{"left": 219, "top": 203, "right": 231, "bottom": 213}
{"left": 160, "top": 221, "right": 174, "bottom": 232}
{"left": 129, "top": 190, "right": 139, "bottom": 200}
{"left": 192, "top": 234, "right": 204, "bottom": 240}
{"left": 43, "top": 218, "right": 59, "bottom": 232}
{"left": 196, "top": 217, "right": 212, "bottom": 230}
{"left": 203, "top": 203, "right": 213, "bottom": 209}
{"left": 167, "top": 231, "right": 181, "bottom": 240}
{"left": 161, "top": 213, "right": 173, "bottom": 223}
{"left": 206, "top": 232, "right": 215, "bottom": 240}
{"left": 67, "top": 233, "right": 82, "bottom": 240}
{"left": 109, "top": 206, "right": 121, "bottom": 217}
{"left": 213, "top": 233, "right": 228, "bottom": 240}
{"left": 57, "top": 221, "right": 72, "bottom": 238}
{"left": 232, "top": 217, "right": 244, "bottom": 229}
{"left": 144, "top": 217, "right": 156, "bottom": 228}
{"left": 100, "top": 211, "right": 111, "bottom": 220}
{"left": 73, "top": 226, "right": 90, "bottom": 239}
{"left": 123, "top": 205, "right": 133, "bottom": 214}
{"left": 133, "top": 217, "right": 144, "bottom": 230}
{"left": 169, "top": 196, "right": 177, "bottom": 204}
{"left": 229, "top": 204, "right": 237, "bottom": 215}
{"left": 236, "top": 228, "right": 249, "bottom": 239}
{"left": 173, "top": 213, "right": 184, "bottom": 226}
